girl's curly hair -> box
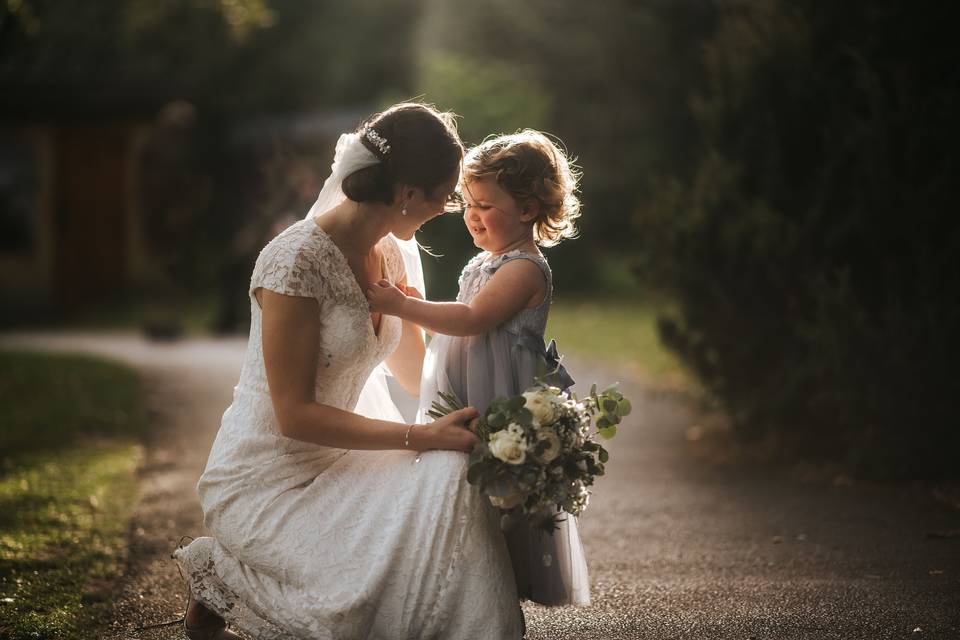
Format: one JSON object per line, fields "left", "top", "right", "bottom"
{"left": 462, "top": 130, "right": 581, "bottom": 247}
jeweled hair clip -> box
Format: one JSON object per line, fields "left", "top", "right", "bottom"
{"left": 364, "top": 128, "right": 391, "bottom": 155}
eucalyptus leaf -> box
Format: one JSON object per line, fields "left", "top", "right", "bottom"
{"left": 468, "top": 448, "right": 484, "bottom": 466}
{"left": 467, "top": 462, "right": 485, "bottom": 484}
{"left": 486, "top": 474, "right": 518, "bottom": 498}
{"left": 477, "top": 469, "right": 497, "bottom": 493}
{"left": 485, "top": 400, "right": 505, "bottom": 421}
{"left": 507, "top": 395, "right": 526, "bottom": 411}
{"left": 598, "top": 425, "right": 618, "bottom": 439}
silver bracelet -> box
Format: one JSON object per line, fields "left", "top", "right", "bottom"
{"left": 403, "top": 423, "right": 418, "bottom": 449}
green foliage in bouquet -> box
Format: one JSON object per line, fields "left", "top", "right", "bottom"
{"left": 429, "top": 384, "right": 631, "bottom": 534}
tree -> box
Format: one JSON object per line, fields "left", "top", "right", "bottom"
{"left": 414, "top": 0, "right": 713, "bottom": 292}
{"left": 637, "top": 0, "right": 960, "bottom": 477}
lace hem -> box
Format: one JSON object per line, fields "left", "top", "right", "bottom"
{"left": 175, "top": 539, "right": 297, "bottom": 640}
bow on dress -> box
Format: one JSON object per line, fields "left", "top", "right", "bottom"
{"left": 514, "top": 331, "right": 576, "bottom": 392}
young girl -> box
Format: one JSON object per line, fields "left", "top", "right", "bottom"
{"left": 367, "top": 129, "right": 590, "bottom": 607}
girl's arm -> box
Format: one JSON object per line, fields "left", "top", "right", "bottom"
{"left": 366, "top": 259, "right": 547, "bottom": 337}
{"left": 258, "top": 288, "right": 478, "bottom": 451}
{"left": 384, "top": 281, "right": 426, "bottom": 395}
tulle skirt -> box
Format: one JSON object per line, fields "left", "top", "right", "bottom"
{"left": 419, "top": 330, "right": 591, "bottom": 607}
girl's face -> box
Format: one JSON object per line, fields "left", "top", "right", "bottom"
{"left": 461, "top": 177, "right": 534, "bottom": 253}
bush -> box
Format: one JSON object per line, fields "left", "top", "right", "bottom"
{"left": 637, "top": 0, "right": 960, "bottom": 478}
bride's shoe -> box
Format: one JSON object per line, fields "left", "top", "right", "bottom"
{"left": 184, "top": 592, "right": 241, "bottom": 640}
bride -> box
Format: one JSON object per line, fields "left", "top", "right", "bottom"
{"left": 175, "top": 103, "right": 524, "bottom": 639}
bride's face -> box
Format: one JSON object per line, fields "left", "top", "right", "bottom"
{"left": 391, "top": 173, "right": 460, "bottom": 241}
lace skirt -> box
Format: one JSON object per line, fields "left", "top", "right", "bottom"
{"left": 177, "top": 443, "right": 524, "bottom": 639}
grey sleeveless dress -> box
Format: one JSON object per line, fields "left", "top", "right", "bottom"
{"left": 418, "top": 249, "right": 591, "bottom": 607}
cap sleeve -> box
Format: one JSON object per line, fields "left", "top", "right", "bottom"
{"left": 249, "top": 231, "right": 326, "bottom": 301}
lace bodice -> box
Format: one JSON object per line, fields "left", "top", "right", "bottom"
{"left": 239, "top": 218, "right": 404, "bottom": 411}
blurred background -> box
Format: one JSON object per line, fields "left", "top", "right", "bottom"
{"left": 1, "top": 0, "right": 958, "bottom": 477}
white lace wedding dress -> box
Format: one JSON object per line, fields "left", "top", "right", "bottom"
{"left": 174, "top": 218, "right": 523, "bottom": 639}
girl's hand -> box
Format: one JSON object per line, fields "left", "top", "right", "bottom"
{"left": 398, "top": 283, "right": 423, "bottom": 300}
{"left": 410, "top": 407, "right": 480, "bottom": 453}
{"left": 367, "top": 279, "right": 408, "bottom": 315}
{"left": 393, "top": 283, "right": 433, "bottom": 337}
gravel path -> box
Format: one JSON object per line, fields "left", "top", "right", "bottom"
{"left": 2, "top": 332, "right": 958, "bottom": 639}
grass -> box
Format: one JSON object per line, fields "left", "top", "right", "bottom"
{"left": 0, "top": 352, "right": 148, "bottom": 453}
{"left": 0, "top": 351, "right": 147, "bottom": 640}
{"left": 546, "top": 294, "right": 693, "bottom": 390}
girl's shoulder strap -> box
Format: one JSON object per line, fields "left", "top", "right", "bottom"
{"left": 487, "top": 249, "right": 550, "bottom": 278}
{"left": 485, "top": 250, "right": 552, "bottom": 300}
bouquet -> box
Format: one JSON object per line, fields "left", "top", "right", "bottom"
{"left": 428, "top": 382, "right": 631, "bottom": 533}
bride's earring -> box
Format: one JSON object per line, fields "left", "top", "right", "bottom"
{"left": 401, "top": 205, "right": 408, "bottom": 216}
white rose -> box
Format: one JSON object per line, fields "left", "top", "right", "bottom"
{"left": 533, "top": 428, "right": 561, "bottom": 463}
{"left": 489, "top": 429, "right": 528, "bottom": 465}
{"left": 523, "top": 390, "right": 558, "bottom": 424}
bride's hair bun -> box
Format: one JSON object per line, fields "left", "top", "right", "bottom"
{"left": 341, "top": 163, "right": 391, "bottom": 203}
{"left": 342, "top": 103, "right": 463, "bottom": 205}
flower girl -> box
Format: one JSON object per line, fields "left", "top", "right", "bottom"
{"left": 367, "top": 130, "right": 590, "bottom": 606}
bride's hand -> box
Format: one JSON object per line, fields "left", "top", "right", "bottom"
{"left": 366, "top": 279, "right": 407, "bottom": 316}
{"left": 412, "top": 407, "right": 480, "bottom": 453}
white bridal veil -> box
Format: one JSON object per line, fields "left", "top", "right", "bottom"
{"left": 304, "top": 132, "right": 426, "bottom": 422}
